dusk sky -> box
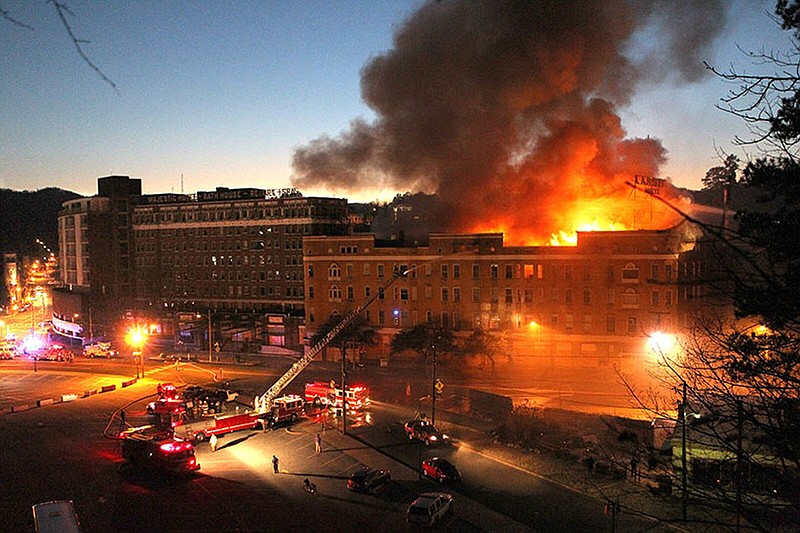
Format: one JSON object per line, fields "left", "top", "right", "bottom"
{"left": 0, "top": 0, "right": 794, "bottom": 202}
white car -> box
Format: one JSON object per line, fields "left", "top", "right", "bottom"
{"left": 406, "top": 492, "right": 453, "bottom": 526}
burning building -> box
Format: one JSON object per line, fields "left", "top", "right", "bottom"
{"left": 291, "top": 0, "right": 726, "bottom": 246}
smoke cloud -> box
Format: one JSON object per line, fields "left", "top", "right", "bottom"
{"left": 291, "top": 0, "right": 727, "bottom": 244}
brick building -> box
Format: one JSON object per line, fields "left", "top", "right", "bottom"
{"left": 131, "top": 188, "right": 348, "bottom": 314}
{"left": 303, "top": 226, "right": 695, "bottom": 364}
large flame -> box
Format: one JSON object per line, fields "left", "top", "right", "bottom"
{"left": 470, "top": 180, "right": 682, "bottom": 246}
{"left": 291, "top": 1, "right": 721, "bottom": 243}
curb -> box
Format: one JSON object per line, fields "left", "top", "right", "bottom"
{"left": 4, "top": 376, "right": 144, "bottom": 415}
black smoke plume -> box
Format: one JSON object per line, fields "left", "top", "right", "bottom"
{"left": 292, "top": 0, "right": 726, "bottom": 244}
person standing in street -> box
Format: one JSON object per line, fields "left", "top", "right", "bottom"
{"left": 272, "top": 454, "right": 280, "bottom": 473}
{"left": 314, "top": 433, "right": 322, "bottom": 453}
{"left": 210, "top": 434, "right": 218, "bottom": 452}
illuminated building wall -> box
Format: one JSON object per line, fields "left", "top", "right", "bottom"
{"left": 303, "top": 227, "right": 694, "bottom": 363}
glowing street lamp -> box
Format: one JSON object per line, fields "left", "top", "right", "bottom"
{"left": 126, "top": 326, "right": 147, "bottom": 378}
{"left": 646, "top": 331, "right": 677, "bottom": 357}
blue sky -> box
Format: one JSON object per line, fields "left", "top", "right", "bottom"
{"left": 0, "top": 1, "right": 793, "bottom": 201}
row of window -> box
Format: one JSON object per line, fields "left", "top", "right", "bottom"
{"left": 134, "top": 238, "right": 304, "bottom": 254}
{"left": 133, "top": 204, "right": 343, "bottom": 225}
{"left": 308, "top": 305, "right": 665, "bottom": 335}
{"left": 320, "top": 261, "right": 677, "bottom": 283}
{"left": 136, "top": 267, "right": 303, "bottom": 283}
{"left": 160, "top": 284, "right": 304, "bottom": 299}
{"left": 135, "top": 254, "right": 304, "bottom": 268}
{"left": 312, "top": 283, "right": 675, "bottom": 308}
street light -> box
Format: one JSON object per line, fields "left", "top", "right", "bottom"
{"left": 126, "top": 325, "right": 147, "bottom": 379}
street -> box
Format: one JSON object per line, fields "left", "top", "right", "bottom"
{"left": 0, "top": 356, "right": 676, "bottom": 533}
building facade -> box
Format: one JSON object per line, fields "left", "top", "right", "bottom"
{"left": 131, "top": 187, "right": 349, "bottom": 315}
{"left": 54, "top": 176, "right": 142, "bottom": 341}
{"left": 303, "top": 227, "right": 694, "bottom": 364}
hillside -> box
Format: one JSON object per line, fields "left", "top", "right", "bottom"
{"left": 0, "top": 188, "right": 83, "bottom": 257}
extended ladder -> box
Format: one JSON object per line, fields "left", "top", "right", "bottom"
{"left": 255, "top": 268, "right": 408, "bottom": 413}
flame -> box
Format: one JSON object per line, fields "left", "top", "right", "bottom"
{"left": 471, "top": 182, "right": 681, "bottom": 246}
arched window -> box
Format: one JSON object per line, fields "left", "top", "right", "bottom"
{"left": 622, "top": 287, "right": 639, "bottom": 307}
{"left": 328, "top": 263, "right": 341, "bottom": 280}
{"left": 328, "top": 284, "right": 342, "bottom": 302}
{"left": 622, "top": 262, "right": 639, "bottom": 282}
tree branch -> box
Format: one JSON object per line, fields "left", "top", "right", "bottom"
{"left": 49, "top": 0, "right": 118, "bottom": 93}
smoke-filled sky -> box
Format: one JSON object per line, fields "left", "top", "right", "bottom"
{"left": 1, "top": 1, "right": 794, "bottom": 212}
{"left": 292, "top": 0, "right": 738, "bottom": 241}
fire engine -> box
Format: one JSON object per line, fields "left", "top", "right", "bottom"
{"left": 305, "top": 381, "right": 370, "bottom": 410}
{"left": 171, "top": 410, "right": 262, "bottom": 443}
{"left": 120, "top": 431, "right": 200, "bottom": 477}
{"left": 262, "top": 395, "right": 304, "bottom": 428}
{"left": 146, "top": 383, "right": 186, "bottom": 418}
{"left": 253, "top": 268, "right": 409, "bottom": 417}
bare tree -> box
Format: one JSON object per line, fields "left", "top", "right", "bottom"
{"left": 1, "top": 0, "right": 117, "bottom": 91}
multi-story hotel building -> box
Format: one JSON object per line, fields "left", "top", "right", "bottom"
{"left": 55, "top": 178, "right": 350, "bottom": 349}
{"left": 131, "top": 187, "right": 349, "bottom": 315}
{"left": 303, "top": 227, "right": 693, "bottom": 364}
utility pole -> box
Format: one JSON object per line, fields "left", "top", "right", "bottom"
{"left": 208, "top": 309, "right": 212, "bottom": 363}
{"left": 681, "top": 381, "right": 688, "bottom": 521}
{"left": 341, "top": 339, "right": 347, "bottom": 435}
{"left": 431, "top": 342, "right": 437, "bottom": 426}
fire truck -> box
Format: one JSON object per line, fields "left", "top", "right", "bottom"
{"left": 262, "top": 395, "right": 304, "bottom": 427}
{"left": 146, "top": 383, "right": 186, "bottom": 418}
{"left": 305, "top": 381, "right": 371, "bottom": 410}
{"left": 253, "top": 268, "right": 409, "bottom": 417}
{"left": 120, "top": 430, "right": 200, "bottom": 477}
{"left": 171, "top": 410, "right": 262, "bottom": 443}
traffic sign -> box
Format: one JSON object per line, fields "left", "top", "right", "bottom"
{"left": 434, "top": 379, "right": 444, "bottom": 395}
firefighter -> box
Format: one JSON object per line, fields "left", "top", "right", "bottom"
{"left": 210, "top": 434, "right": 218, "bottom": 452}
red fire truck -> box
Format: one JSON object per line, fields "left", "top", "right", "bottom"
{"left": 120, "top": 431, "right": 200, "bottom": 477}
{"left": 305, "top": 381, "right": 370, "bottom": 410}
{"left": 263, "top": 394, "right": 304, "bottom": 427}
{"left": 171, "top": 411, "right": 262, "bottom": 443}
{"left": 146, "top": 383, "right": 186, "bottom": 418}
{"left": 170, "top": 394, "right": 304, "bottom": 441}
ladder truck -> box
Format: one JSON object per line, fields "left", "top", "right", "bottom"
{"left": 254, "top": 267, "right": 408, "bottom": 415}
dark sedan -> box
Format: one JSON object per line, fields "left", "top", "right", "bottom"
{"left": 347, "top": 467, "right": 391, "bottom": 493}
{"left": 421, "top": 457, "right": 462, "bottom": 483}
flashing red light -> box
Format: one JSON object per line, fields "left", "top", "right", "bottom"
{"left": 160, "top": 440, "right": 192, "bottom": 453}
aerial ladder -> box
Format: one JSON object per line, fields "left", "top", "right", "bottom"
{"left": 255, "top": 267, "right": 409, "bottom": 414}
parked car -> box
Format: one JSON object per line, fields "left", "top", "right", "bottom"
{"left": 404, "top": 419, "right": 450, "bottom": 446}
{"left": 347, "top": 467, "right": 391, "bottom": 493}
{"left": 406, "top": 492, "right": 453, "bottom": 526}
{"left": 421, "top": 457, "right": 462, "bottom": 483}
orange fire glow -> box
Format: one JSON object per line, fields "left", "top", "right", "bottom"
{"left": 469, "top": 183, "right": 683, "bottom": 246}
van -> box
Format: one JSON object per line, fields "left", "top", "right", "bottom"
{"left": 32, "top": 500, "right": 82, "bottom": 533}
